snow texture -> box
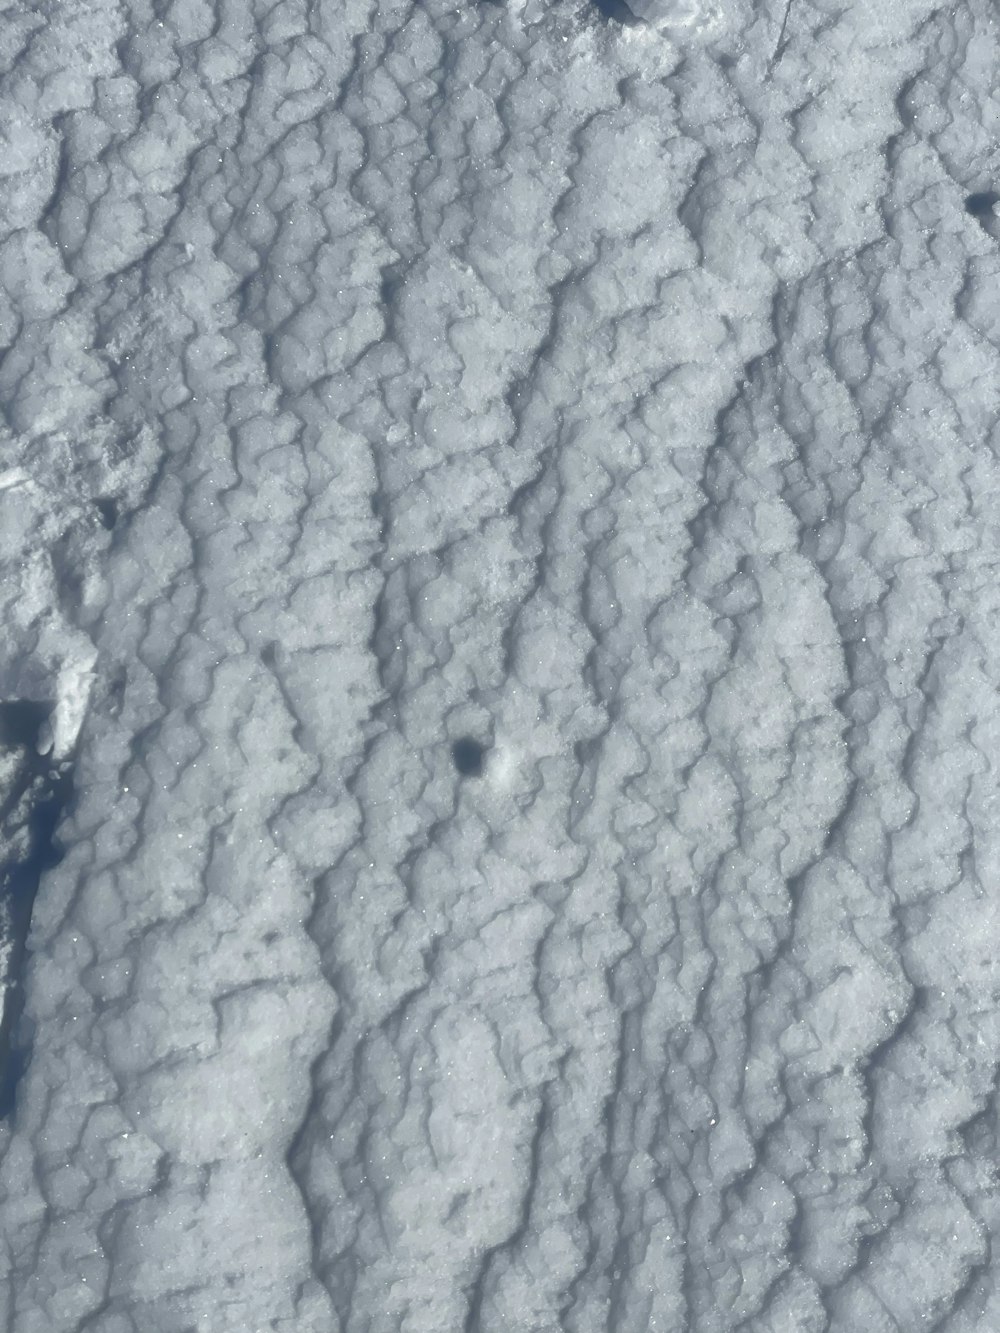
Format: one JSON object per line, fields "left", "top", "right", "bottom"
{"left": 1, "top": 0, "right": 1000, "bottom": 1328}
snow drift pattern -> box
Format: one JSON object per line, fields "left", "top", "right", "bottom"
{"left": 1, "top": 0, "right": 1000, "bottom": 1329}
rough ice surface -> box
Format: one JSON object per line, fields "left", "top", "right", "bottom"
{"left": 2, "top": 0, "right": 1000, "bottom": 1328}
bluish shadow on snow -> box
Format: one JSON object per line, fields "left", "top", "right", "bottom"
{"left": 965, "top": 191, "right": 999, "bottom": 235}
{"left": 452, "top": 736, "right": 487, "bottom": 778}
{"left": 965, "top": 191, "right": 999, "bottom": 218}
{"left": 589, "top": 0, "right": 643, "bottom": 23}
{"left": 0, "top": 702, "right": 52, "bottom": 751}
{"left": 94, "top": 497, "right": 119, "bottom": 531}
{"left": 0, "top": 703, "right": 74, "bottom": 1119}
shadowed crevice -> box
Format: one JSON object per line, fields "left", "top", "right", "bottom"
{"left": 590, "top": 0, "right": 642, "bottom": 25}
{"left": 0, "top": 702, "right": 74, "bottom": 1119}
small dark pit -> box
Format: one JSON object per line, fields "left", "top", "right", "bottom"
{"left": 452, "top": 737, "right": 486, "bottom": 778}
{"left": 590, "top": 0, "right": 641, "bottom": 21}
{"left": 95, "top": 497, "right": 118, "bottom": 530}
{"left": 965, "top": 191, "right": 1000, "bottom": 221}
{"left": 0, "top": 701, "right": 51, "bottom": 751}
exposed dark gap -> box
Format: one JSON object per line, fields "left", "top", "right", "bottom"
{"left": 0, "top": 702, "right": 74, "bottom": 1119}
{"left": 94, "top": 496, "right": 119, "bottom": 530}
{"left": 965, "top": 190, "right": 999, "bottom": 224}
{"left": 0, "top": 701, "right": 50, "bottom": 751}
{"left": 452, "top": 737, "right": 486, "bottom": 778}
{"left": 590, "top": 0, "right": 642, "bottom": 23}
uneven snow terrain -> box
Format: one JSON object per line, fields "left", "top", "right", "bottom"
{"left": 2, "top": 0, "right": 1000, "bottom": 1328}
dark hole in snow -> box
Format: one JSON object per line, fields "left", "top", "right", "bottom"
{"left": 379, "top": 263, "right": 407, "bottom": 308}
{"left": 452, "top": 737, "right": 486, "bottom": 777}
{"left": 965, "top": 191, "right": 1000, "bottom": 221}
{"left": 95, "top": 497, "right": 118, "bottom": 529}
{"left": 0, "top": 700, "right": 51, "bottom": 751}
{"left": 0, "top": 1048, "right": 29, "bottom": 1118}
{"left": 590, "top": 0, "right": 642, "bottom": 22}
{"left": 0, "top": 749, "right": 73, "bottom": 1119}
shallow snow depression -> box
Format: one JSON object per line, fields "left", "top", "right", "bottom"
{"left": 2, "top": 0, "right": 1000, "bottom": 1328}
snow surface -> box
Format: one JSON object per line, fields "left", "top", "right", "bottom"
{"left": 2, "top": 0, "right": 1000, "bottom": 1328}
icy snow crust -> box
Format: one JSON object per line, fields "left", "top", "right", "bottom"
{"left": 2, "top": 0, "right": 1000, "bottom": 1327}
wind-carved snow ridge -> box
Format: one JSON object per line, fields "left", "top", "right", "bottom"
{"left": 1, "top": 0, "right": 1000, "bottom": 1328}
